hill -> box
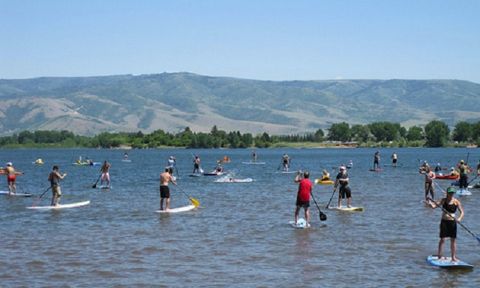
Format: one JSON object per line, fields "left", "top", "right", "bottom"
{"left": 0, "top": 73, "right": 479, "bottom": 135}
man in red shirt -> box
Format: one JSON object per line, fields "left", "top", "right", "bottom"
{"left": 294, "top": 170, "right": 312, "bottom": 226}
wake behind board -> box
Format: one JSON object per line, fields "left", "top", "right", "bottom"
{"left": 242, "top": 161, "right": 266, "bottom": 165}
{"left": 156, "top": 204, "right": 196, "bottom": 213}
{"left": 27, "top": 200, "right": 90, "bottom": 210}
{"left": 426, "top": 255, "right": 473, "bottom": 269}
{"left": 328, "top": 206, "right": 364, "bottom": 212}
{"left": 289, "top": 218, "right": 310, "bottom": 229}
{"left": 0, "top": 190, "right": 32, "bottom": 197}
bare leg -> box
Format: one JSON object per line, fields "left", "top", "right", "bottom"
{"left": 166, "top": 198, "right": 171, "bottom": 210}
{"left": 437, "top": 237, "right": 445, "bottom": 259}
{"left": 337, "top": 195, "right": 342, "bottom": 208}
{"left": 294, "top": 206, "right": 300, "bottom": 224}
{"left": 451, "top": 238, "right": 458, "bottom": 262}
{"left": 305, "top": 207, "right": 310, "bottom": 224}
{"left": 160, "top": 198, "right": 164, "bottom": 210}
{"left": 347, "top": 197, "right": 352, "bottom": 208}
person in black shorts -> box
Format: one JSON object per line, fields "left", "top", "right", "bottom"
{"left": 428, "top": 187, "right": 464, "bottom": 262}
{"left": 160, "top": 167, "right": 176, "bottom": 210}
{"left": 335, "top": 166, "right": 352, "bottom": 208}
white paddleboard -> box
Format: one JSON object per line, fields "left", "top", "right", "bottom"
{"left": 242, "top": 161, "right": 266, "bottom": 165}
{"left": 456, "top": 189, "right": 472, "bottom": 196}
{"left": 215, "top": 177, "right": 254, "bottom": 183}
{"left": 289, "top": 218, "right": 310, "bottom": 229}
{"left": 156, "top": 204, "right": 196, "bottom": 213}
{"left": 97, "top": 185, "right": 111, "bottom": 189}
{"left": 189, "top": 173, "right": 202, "bottom": 177}
{"left": 328, "top": 206, "right": 364, "bottom": 212}
{"left": 0, "top": 190, "right": 32, "bottom": 197}
{"left": 121, "top": 159, "right": 132, "bottom": 163}
{"left": 426, "top": 255, "right": 473, "bottom": 269}
{"left": 27, "top": 200, "right": 90, "bottom": 210}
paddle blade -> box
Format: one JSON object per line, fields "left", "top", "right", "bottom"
{"left": 319, "top": 212, "right": 327, "bottom": 221}
{"left": 92, "top": 184, "right": 97, "bottom": 188}
{"left": 190, "top": 197, "right": 200, "bottom": 207}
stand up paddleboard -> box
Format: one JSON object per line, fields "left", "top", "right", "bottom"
{"left": 189, "top": 173, "right": 202, "bottom": 177}
{"left": 289, "top": 218, "right": 310, "bottom": 229}
{"left": 328, "top": 206, "right": 364, "bottom": 212}
{"left": 426, "top": 255, "right": 473, "bottom": 269}
{"left": 27, "top": 200, "right": 90, "bottom": 210}
{"left": 369, "top": 168, "right": 382, "bottom": 172}
{"left": 156, "top": 204, "right": 196, "bottom": 213}
{"left": 121, "top": 159, "right": 132, "bottom": 163}
{"left": 0, "top": 190, "right": 32, "bottom": 197}
{"left": 456, "top": 189, "right": 472, "bottom": 196}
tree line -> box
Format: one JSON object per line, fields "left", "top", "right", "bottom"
{"left": 0, "top": 120, "right": 479, "bottom": 149}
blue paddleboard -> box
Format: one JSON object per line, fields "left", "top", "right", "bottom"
{"left": 426, "top": 255, "right": 473, "bottom": 269}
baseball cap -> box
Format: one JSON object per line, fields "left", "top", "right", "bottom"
{"left": 446, "top": 187, "right": 456, "bottom": 194}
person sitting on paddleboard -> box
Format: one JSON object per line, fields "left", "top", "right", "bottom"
{"left": 449, "top": 167, "right": 459, "bottom": 177}
{"left": 428, "top": 187, "right": 464, "bottom": 262}
{"left": 335, "top": 166, "right": 352, "bottom": 208}
{"left": 294, "top": 170, "right": 312, "bottom": 226}
{"left": 160, "top": 167, "right": 177, "bottom": 211}
{"left": 424, "top": 166, "right": 435, "bottom": 201}
{"left": 193, "top": 155, "right": 201, "bottom": 174}
{"left": 434, "top": 163, "right": 443, "bottom": 173}
{"left": 48, "top": 165, "right": 66, "bottom": 206}
{"left": 373, "top": 151, "right": 380, "bottom": 170}
{"left": 100, "top": 160, "right": 111, "bottom": 187}
{"left": 321, "top": 169, "right": 330, "bottom": 181}
{"left": 4, "top": 162, "right": 23, "bottom": 195}
{"left": 123, "top": 152, "right": 129, "bottom": 160}
{"left": 391, "top": 152, "right": 398, "bottom": 167}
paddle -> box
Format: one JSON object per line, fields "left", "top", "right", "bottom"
{"left": 426, "top": 197, "right": 480, "bottom": 244}
{"left": 310, "top": 191, "right": 327, "bottom": 221}
{"left": 325, "top": 187, "right": 337, "bottom": 209}
{"left": 175, "top": 185, "right": 200, "bottom": 207}
{"left": 92, "top": 173, "right": 102, "bottom": 188}
{"left": 31, "top": 187, "right": 52, "bottom": 207}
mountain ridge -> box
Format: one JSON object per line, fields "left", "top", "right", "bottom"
{"left": 1, "top": 73, "right": 479, "bottom": 136}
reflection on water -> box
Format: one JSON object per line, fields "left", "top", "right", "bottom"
{"left": 0, "top": 148, "right": 479, "bottom": 287}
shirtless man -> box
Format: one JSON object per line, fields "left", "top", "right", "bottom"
{"left": 160, "top": 167, "right": 177, "bottom": 210}
{"left": 4, "top": 162, "right": 23, "bottom": 195}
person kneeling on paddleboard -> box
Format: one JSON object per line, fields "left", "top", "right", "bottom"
{"left": 428, "top": 187, "right": 464, "bottom": 262}
{"left": 48, "top": 165, "right": 66, "bottom": 206}
{"left": 160, "top": 167, "right": 177, "bottom": 211}
{"left": 294, "top": 170, "right": 312, "bottom": 226}
{"left": 335, "top": 166, "right": 352, "bottom": 208}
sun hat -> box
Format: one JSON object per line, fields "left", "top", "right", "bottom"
{"left": 339, "top": 166, "right": 346, "bottom": 170}
{"left": 446, "top": 187, "right": 456, "bottom": 194}
{"left": 6, "top": 162, "right": 12, "bottom": 166}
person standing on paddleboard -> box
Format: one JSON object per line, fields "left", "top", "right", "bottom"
{"left": 252, "top": 150, "right": 257, "bottom": 162}
{"left": 424, "top": 166, "right": 435, "bottom": 201}
{"left": 294, "top": 170, "right": 312, "bottom": 226}
{"left": 457, "top": 160, "right": 469, "bottom": 191}
{"left": 193, "top": 155, "right": 201, "bottom": 174}
{"left": 100, "top": 160, "right": 111, "bottom": 188}
{"left": 3, "top": 162, "right": 23, "bottom": 195}
{"left": 428, "top": 187, "right": 464, "bottom": 262}
{"left": 48, "top": 165, "right": 66, "bottom": 206}
{"left": 373, "top": 151, "right": 380, "bottom": 170}
{"left": 282, "top": 154, "right": 290, "bottom": 171}
{"left": 160, "top": 167, "right": 177, "bottom": 211}
{"left": 391, "top": 152, "right": 398, "bottom": 167}
{"left": 335, "top": 166, "right": 352, "bottom": 208}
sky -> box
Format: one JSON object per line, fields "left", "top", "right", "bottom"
{"left": 1, "top": 0, "right": 479, "bottom": 83}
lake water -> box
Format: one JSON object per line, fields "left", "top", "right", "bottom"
{"left": 0, "top": 148, "right": 479, "bottom": 287}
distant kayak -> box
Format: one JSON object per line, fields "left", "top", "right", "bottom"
{"left": 435, "top": 174, "right": 459, "bottom": 180}
{"left": 204, "top": 171, "right": 224, "bottom": 176}
{"left": 315, "top": 179, "right": 334, "bottom": 185}
{"left": 72, "top": 162, "right": 100, "bottom": 166}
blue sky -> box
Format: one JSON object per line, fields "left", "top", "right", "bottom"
{"left": 1, "top": 0, "right": 479, "bottom": 82}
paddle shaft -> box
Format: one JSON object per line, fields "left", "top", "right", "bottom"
{"left": 325, "top": 187, "right": 336, "bottom": 209}
{"left": 92, "top": 173, "right": 102, "bottom": 188}
{"left": 175, "top": 185, "right": 200, "bottom": 207}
